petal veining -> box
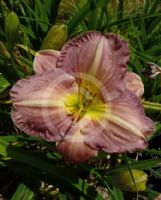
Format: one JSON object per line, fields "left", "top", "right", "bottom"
{"left": 10, "top": 68, "right": 78, "bottom": 141}
{"left": 33, "top": 50, "right": 60, "bottom": 74}
{"left": 58, "top": 31, "right": 129, "bottom": 100}
{"left": 84, "top": 91, "right": 154, "bottom": 153}
{"left": 124, "top": 72, "right": 144, "bottom": 97}
{"left": 57, "top": 127, "right": 97, "bottom": 162}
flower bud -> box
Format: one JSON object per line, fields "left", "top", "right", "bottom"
{"left": 5, "top": 11, "right": 20, "bottom": 50}
{"left": 41, "top": 24, "right": 68, "bottom": 50}
{"left": 110, "top": 169, "right": 148, "bottom": 192}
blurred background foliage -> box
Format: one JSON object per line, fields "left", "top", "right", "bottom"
{"left": 0, "top": 0, "right": 161, "bottom": 199}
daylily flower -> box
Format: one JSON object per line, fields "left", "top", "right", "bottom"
{"left": 10, "top": 32, "right": 154, "bottom": 162}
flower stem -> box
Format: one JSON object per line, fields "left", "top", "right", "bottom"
{"left": 142, "top": 100, "right": 161, "bottom": 111}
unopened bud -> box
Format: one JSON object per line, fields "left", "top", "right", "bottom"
{"left": 110, "top": 169, "right": 148, "bottom": 192}
{"left": 5, "top": 11, "right": 20, "bottom": 50}
{"left": 41, "top": 24, "right": 68, "bottom": 50}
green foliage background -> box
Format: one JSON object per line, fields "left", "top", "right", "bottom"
{"left": 0, "top": 0, "right": 161, "bottom": 199}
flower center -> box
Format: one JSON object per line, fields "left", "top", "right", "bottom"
{"left": 64, "top": 81, "right": 107, "bottom": 124}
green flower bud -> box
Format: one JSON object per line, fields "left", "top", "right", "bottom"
{"left": 5, "top": 11, "right": 20, "bottom": 50}
{"left": 110, "top": 169, "right": 148, "bottom": 192}
{"left": 41, "top": 24, "right": 68, "bottom": 50}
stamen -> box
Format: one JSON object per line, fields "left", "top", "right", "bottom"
{"left": 72, "top": 105, "right": 84, "bottom": 125}
{"left": 64, "top": 81, "right": 100, "bottom": 124}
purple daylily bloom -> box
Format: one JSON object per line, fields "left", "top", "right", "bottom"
{"left": 10, "top": 32, "right": 154, "bottom": 162}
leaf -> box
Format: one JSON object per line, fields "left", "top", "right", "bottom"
{"left": 112, "top": 186, "right": 124, "bottom": 200}
{"left": 100, "top": 158, "right": 161, "bottom": 175}
{"left": 0, "top": 74, "right": 10, "bottom": 94}
{"left": 147, "top": 0, "right": 160, "bottom": 15}
{"left": 117, "top": 0, "right": 124, "bottom": 22}
{"left": 143, "top": 149, "right": 161, "bottom": 157}
{"left": 11, "top": 178, "right": 36, "bottom": 200}
{"left": 146, "top": 14, "right": 161, "bottom": 35}
{"left": 59, "top": 193, "right": 67, "bottom": 200}
{"left": 145, "top": 36, "right": 161, "bottom": 50}
{"left": 35, "top": 0, "right": 49, "bottom": 32}
{"left": 147, "top": 188, "right": 160, "bottom": 199}
{"left": 20, "top": 24, "right": 36, "bottom": 39}
{"left": 122, "top": 154, "right": 138, "bottom": 193}
{"left": 129, "top": 18, "right": 144, "bottom": 52}
{"left": 67, "top": 0, "right": 108, "bottom": 35}
{"left": 0, "top": 56, "right": 21, "bottom": 84}
{"left": 0, "top": 138, "right": 104, "bottom": 200}
{"left": 145, "top": 45, "right": 161, "bottom": 56}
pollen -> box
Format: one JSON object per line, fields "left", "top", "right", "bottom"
{"left": 64, "top": 83, "right": 107, "bottom": 123}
